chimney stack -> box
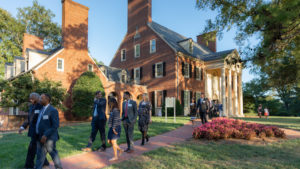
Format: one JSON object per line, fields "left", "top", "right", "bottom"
{"left": 23, "top": 33, "right": 44, "bottom": 57}
{"left": 197, "top": 31, "right": 217, "bottom": 52}
{"left": 62, "top": 0, "right": 89, "bottom": 50}
{"left": 128, "top": 0, "right": 152, "bottom": 33}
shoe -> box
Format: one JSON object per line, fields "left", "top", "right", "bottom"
{"left": 109, "top": 157, "right": 118, "bottom": 161}
{"left": 146, "top": 135, "right": 149, "bottom": 142}
{"left": 124, "top": 148, "right": 130, "bottom": 152}
{"left": 127, "top": 149, "right": 134, "bottom": 153}
{"left": 81, "top": 147, "right": 92, "bottom": 152}
{"left": 97, "top": 146, "right": 106, "bottom": 152}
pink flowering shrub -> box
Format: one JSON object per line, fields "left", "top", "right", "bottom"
{"left": 193, "top": 118, "right": 286, "bottom": 140}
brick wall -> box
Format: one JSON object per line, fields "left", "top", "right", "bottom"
{"left": 0, "top": 115, "right": 27, "bottom": 131}
{"left": 23, "top": 33, "right": 44, "bottom": 57}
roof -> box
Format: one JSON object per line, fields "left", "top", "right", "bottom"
{"left": 98, "top": 65, "right": 128, "bottom": 83}
{"left": 26, "top": 46, "right": 63, "bottom": 56}
{"left": 148, "top": 21, "right": 236, "bottom": 61}
{"left": 5, "top": 63, "right": 13, "bottom": 66}
{"left": 14, "top": 56, "right": 25, "bottom": 60}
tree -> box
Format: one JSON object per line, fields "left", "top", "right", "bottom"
{"left": 93, "top": 57, "right": 104, "bottom": 66}
{"left": 72, "top": 71, "right": 105, "bottom": 117}
{"left": 196, "top": 0, "right": 300, "bottom": 83}
{"left": 0, "top": 0, "right": 61, "bottom": 76}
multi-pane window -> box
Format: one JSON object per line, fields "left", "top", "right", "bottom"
{"left": 150, "top": 39, "right": 156, "bottom": 53}
{"left": 134, "top": 44, "right": 140, "bottom": 58}
{"left": 121, "top": 74, "right": 126, "bottom": 83}
{"left": 184, "top": 63, "right": 190, "bottom": 78}
{"left": 121, "top": 49, "right": 126, "bottom": 61}
{"left": 57, "top": 58, "right": 64, "bottom": 72}
{"left": 184, "top": 91, "right": 190, "bottom": 108}
{"left": 88, "top": 64, "right": 93, "bottom": 71}
{"left": 134, "top": 67, "right": 140, "bottom": 80}
{"left": 155, "top": 62, "right": 163, "bottom": 78}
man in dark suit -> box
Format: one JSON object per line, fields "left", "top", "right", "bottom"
{"left": 82, "top": 91, "right": 107, "bottom": 152}
{"left": 19, "top": 93, "right": 49, "bottom": 169}
{"left": 197, "top": 93, "right": 210, "bottom": 124}
{"left": 35, "top": 94, "right": 62, "bottom": 169}
{"left": 122, "top": 92, "right": 137, "bottom": 153}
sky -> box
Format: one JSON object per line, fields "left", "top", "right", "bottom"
{"left": 0, "top": 0, "right": 257, "bottom": 83}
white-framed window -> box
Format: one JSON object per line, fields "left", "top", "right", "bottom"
{"left": 184, "top": 90, "right": 190, "bottom": 108}
{"left": 121, "top": 74, "right": 126, "bottom": 83}
{"left": 195, "top": 67, "right": 202, "bottom": 80}
{"left": 155, "top": 62, "right": 163, "bottom": 78}
{"left": 150, "top": 39, "right": 156, "bottom": 53}
{"left": 134, "top": 44, "right": 140, "bottom": 58}
{"left": 88, "top": 64, "right": 93, "bottom": 71}
{"left": 57, "top": 58, "right": 64, "bottom": 72}
{"left": 184, "top": 63, "right": 190, "bottom": 78}
{"left": 155, "top": 90, "right": 163, "bottom": 108}
{"left": 121, "top": 49, "right": 126, "bottom": 62}
{"left": 134, "top": 67, "right": 141, "bottom": 81}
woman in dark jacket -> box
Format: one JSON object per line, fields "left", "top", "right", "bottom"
{"left": 138, "top": 93, "right": 152, "bottom": 145}
{"left": 107, "top": 98, "right": 123, "bottom": 161}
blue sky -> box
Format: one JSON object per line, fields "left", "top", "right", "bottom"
{"left": 0, "top": 0, "right": 257, "bottom": 82}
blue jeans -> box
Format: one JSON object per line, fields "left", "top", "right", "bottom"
{"left": 36, "top": 140, "right": 62, "bottom": 169}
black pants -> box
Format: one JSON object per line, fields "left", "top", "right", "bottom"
{"left": 200, "top": 111, "right": 208, "bottom": 124}
{"left": 123, "top": 120, "right": 135, "bottom": 150}
{"left": 90, "top": 119, "right": 106, "bottom": 146}
{"left": 25, "top": 136, "right": 49, "bottom": 168}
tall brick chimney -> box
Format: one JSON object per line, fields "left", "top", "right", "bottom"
{"left": 23, "top": 33, "right": 44, "bottom": 57}
{"left": 62, "top": 0, "right": 89, "bottom": 50}
{"left": 197, "top": 31, "right": 217, "bottom": 52}
{"left": 128, "top": 0, "right": 152, "bottom": 33}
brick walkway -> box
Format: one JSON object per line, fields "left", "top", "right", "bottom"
{"left": 49, "top": 121, "right": 199, "bottom": 169}
{"left": 49, "top": 120, "right": 300, "bottom": 169}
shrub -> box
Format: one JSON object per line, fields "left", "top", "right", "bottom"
{"left": 193, "top": 118, "right": 286, "bottom": 140}
{"left": 72, "top": 71, "right": 104, "bottom": 117}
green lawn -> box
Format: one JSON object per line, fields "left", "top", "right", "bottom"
{"left": 106, "top": 139, "right": 300, "bottom": 169}
{"left": 0, "top": 116, "right": 189, "bottom": 169}
{"left": 237, "top": 116, "right": 300, "bottom": 131}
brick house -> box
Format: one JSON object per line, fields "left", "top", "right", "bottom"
{"left": 2, "top": 0, "right": 147, "bottom": 122}
{"left": 110, "top": 0, "right": 244, "bottom": 117}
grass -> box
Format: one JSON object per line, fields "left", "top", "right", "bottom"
{"left": 0, "top": 116, "right": 189, "bottom": 169}
{"left": 237, "top": 116, "right": 300, "bottom": 131}
{"left": 106, "top": 139, "right": 300, "bottom": 169}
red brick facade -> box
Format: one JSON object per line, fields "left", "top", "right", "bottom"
{"left": 22, "top": 33, "right": 44, "bottom": 57}
{"left": 110, "top": 0, "right": 205, "bottom": 107}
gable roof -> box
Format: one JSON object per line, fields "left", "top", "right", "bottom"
{"left": 148, "top": 21, "right": 236, "bottom": 62}
{"left": 98, "top": 65, "right": 129, "bottom": 83}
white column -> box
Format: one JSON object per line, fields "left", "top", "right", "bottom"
{"left": 205, "top": 69, "right": 208, "bottom": 97}
{"left": 233, "top": 71, "right": 238, "bottom": 117}
{"left": 239, "top": 72, "right": 244, "bottom": 117}
{"left": 227, "top": 69, "right": 233, "bottom": 116}
{"left": 221, "top": 68, "right": 227, "bottom": 117}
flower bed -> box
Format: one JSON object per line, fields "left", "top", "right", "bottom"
{"left": 193, "top": 118, "right": 286, "bottom": 140}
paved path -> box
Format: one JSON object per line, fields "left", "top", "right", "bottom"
{"left": 49, "top": 120, "right": 300, "bottom": 169}
{"left": 50, "top": 121, "right": 199, "bottom": 169}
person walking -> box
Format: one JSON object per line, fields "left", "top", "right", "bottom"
{"left": 264, "top": 107, "right": 269, "bottom": 119}
{"left": 107, "top": 98, "right": 123, "bottom": 161}
{"left": 121, "top": 92, "right": 137, "bottom": 153}
{"left": 82, "top": 91, "right": 107, "bottom": 152}
{"left": 257, "top": 104, "right": 263, "bottom": 118}
{"left": 138, "top": 93, "right": 152, "bottom": 146}
{"left": 35, "top": 93, "right": 62, "bottom": 169}
{"left": 190, "top": 98, "right": 197, "bottom": 126}
{"left": 197, "top": 93, "right": 210, "bottom": 124}
{"left": 19, "top": 93, "right": 49, "bottom": 169}
{"left": 218, "top": 103, "right": 223, "bottom": 117}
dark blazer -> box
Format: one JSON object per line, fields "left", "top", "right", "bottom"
{"left": 92, "top": 98, "right": 107, "bottom": 121}
{"left": 197, "top": 98, "right": 210, "bottom": 113}
{"left": 122, "top": 99, "right": 137, "bottom": 123}
{"left": 37, "top": 105, "right": 59, "bottom": 141}
{"left": 21, "top": 103, "right": 43, "bottom": 138}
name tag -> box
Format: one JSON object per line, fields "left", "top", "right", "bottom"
{"left": 34, "top": 110, "right": 40, "bottom": 114}
{"left": 43, "top": 115, "right": 49, "bottom": 120}
{"left": 128, "top": 104, "right": 132, "bottom": 107}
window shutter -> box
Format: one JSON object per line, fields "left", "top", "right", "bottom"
{"left": 131, "top": 69, "right": 134, "bottom": 80}
{"left": 163, "top": 90, "right": 167, "bottom": 102}
{"left": 181, "top": 90, "right": 185, "bottom": 107}
{"left": 140, "top": 67, "right": 143, "bottom": 80}
{"left": 182, "top": 62, "right": 185, "bottom": 75}
{"left": 163, "top": 62, "right": 166, "bottom": 76}
{"left": 201, "top": 68, "right": 203, "bottom": 80}
{"left": 194, "top": 66, "right": 197, "bottom": 79}
{"left": 190, "top": 91, "right": 193, "bottom": 102}
{"left": 152, "top": 64, "right": 156, "bottom": 78}
{"left": 151, "top": 91, "right": 155, "bottom": 107}
{"left": 189, "top": 64, "right": 192, "bottom": 78}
